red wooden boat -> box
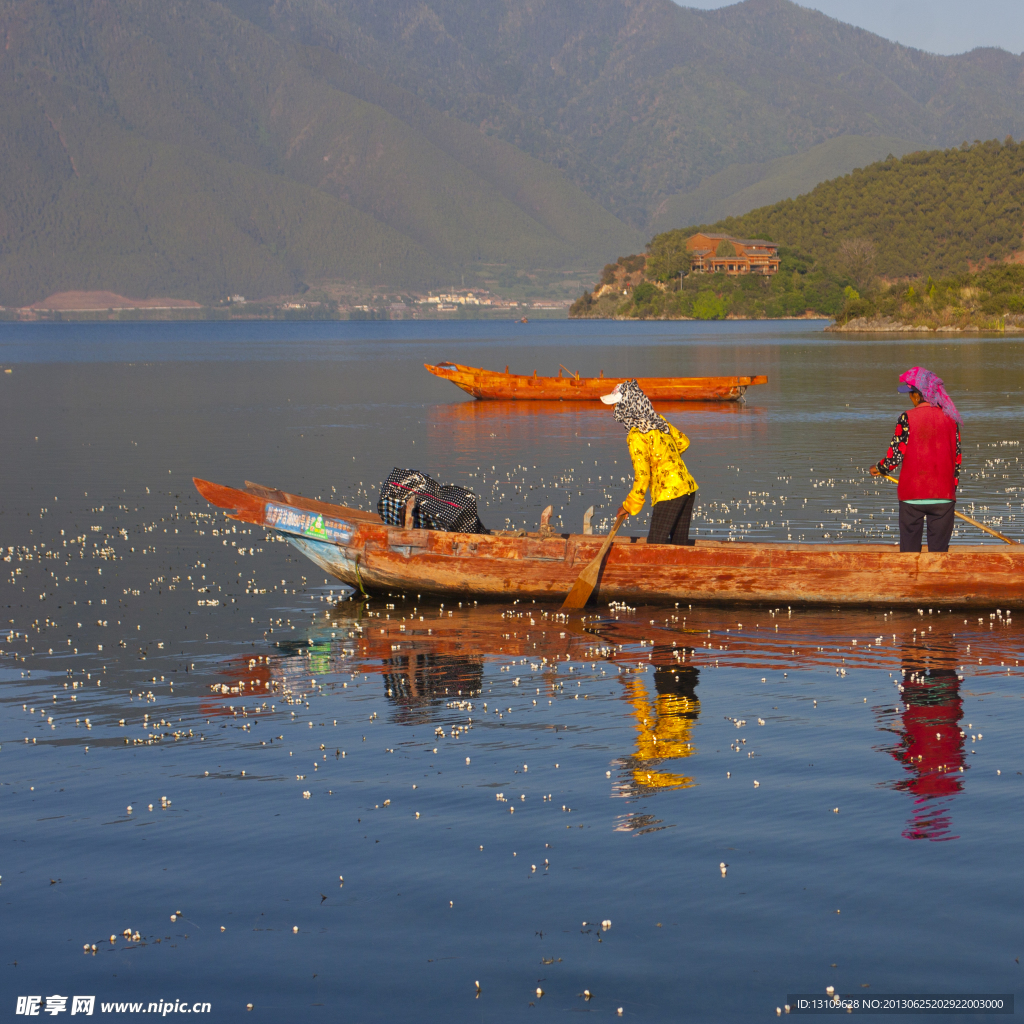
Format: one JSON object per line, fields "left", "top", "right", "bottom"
{"left": 193, "top": 478, "right": 1024, "bottom": 608}
{"left": 425, "top": 361, "right": 767, "bottom": 401}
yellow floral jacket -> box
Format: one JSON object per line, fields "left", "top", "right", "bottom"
{"left": 622, "top": 423, "right": 698, "bottom": 515}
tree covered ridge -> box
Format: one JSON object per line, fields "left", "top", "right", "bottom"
{"left": 572, "top": 247, "right": 845, "bottom": 320}
{"left": 571, "top": 139, "right": 1024, "bottom": 323}
{"left": 665, "top": 138, "right": 1024, "bottom": 280}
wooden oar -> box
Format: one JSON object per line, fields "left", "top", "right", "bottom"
{"left": 562, "top": 511, "right": 628, "bottom": 610}
{"left": 880, "top": 474, "right": 1016, "bottom": 544}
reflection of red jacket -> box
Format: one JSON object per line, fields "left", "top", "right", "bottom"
{"left": 893, "top": 672, "right": 964, "bottom": 797}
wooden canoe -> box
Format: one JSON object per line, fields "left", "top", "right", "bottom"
{"left": 425, "top": 361, "right": 767, "bottom": 401}
{"left": 193, "top": 478, "right": 1024, "bottom": 609}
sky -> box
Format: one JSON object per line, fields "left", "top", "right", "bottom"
{"left": 680, "top": 0, "right": 1024, "bottom": 56}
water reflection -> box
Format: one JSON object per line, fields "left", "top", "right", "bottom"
{"left": 429, "top": 398, "right": 765, "bottom": 425}
{"left": 204, "top": 602, "right": 1015, "bottom": 847}
{"left": 427, "top": 398, "right": 767, "bottom": 458}
{"left": 885, "top": 628, "right": 965, "bottom": 842}
{"left": 203, "top": 654, "right": 276, "bottom": 717}
{"left": 382, "top": 652, "right": 484, "bottom": 725}
{"left": 618, "top": 664, "right": 701, "bottom": 795}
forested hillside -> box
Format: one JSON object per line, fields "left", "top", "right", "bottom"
{"left": 688, "top": 139, "right": 1024, "bottom": 278}
{"left": 573, "top": 140, "right": 1024, "bottom": 323}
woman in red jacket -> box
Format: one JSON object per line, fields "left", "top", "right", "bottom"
{"left": 870, "top": 366, "right": 962, "bottom": 552}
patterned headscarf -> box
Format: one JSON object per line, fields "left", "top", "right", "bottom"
{"left": 899, "top": 367, "right": 962, "bottom": 425}
{"left": 612, "top": 379, "right": 671, "bottom": 435}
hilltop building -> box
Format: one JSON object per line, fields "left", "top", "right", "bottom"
{"left": 686, "top": 233, "right": 779, "bottom": 276}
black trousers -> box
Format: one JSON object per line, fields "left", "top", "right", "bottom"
{"left": 899, "top": 501, "right": 955, "bottom": 553}
{"left": 648, "top": 492, "right": 696, "bottom": 545}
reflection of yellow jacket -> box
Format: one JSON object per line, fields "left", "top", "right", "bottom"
{"left": 626, "top": 678, "right": 699, "bottom": 791}
{"left": 623, "top": 423, "right": 698, "bottom": 516}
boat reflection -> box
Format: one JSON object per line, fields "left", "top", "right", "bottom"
{"left": 425, "top": 398, "right": 766, "bottom": 463}
{"left": 429, "top": 399, "right": 765, "bottom": 423}
{"left": 203, "top": 654, "right": 276, "bottom": 717}
{"left": 206, "top": 602, "right": 1019, "bottom": 842}
{"left": 882, "top": 627, "right": 965, "bottom": 841}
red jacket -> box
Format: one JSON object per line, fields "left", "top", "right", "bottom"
{"left": 896, "top": 405, "right": 959, "bottom": 501}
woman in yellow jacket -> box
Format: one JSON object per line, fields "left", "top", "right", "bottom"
{"left": 601, "top": 379, "right": 699, "bottom": 545}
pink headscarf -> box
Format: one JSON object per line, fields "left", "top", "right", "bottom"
{"left": 898, "top": 367, "right": 962, "bottom": 425}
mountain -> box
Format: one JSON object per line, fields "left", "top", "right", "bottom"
{"left": 0, "top": 0, "right": 640, "bottom": 306}
{"left": 648, "top": 135, "right": 919, "bottom": 233}
{"left": 3, "top": 0, "right": 1024, "bottom": 305}
{"left": 236, "top": 0, "right": 1024, "bottom": 226}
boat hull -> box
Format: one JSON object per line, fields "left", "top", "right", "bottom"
{"left": 425, "top": 362, "right": 767, "bottom": 401}
{"left": 193, "top": 478, "right": 1024, "bottom": 609}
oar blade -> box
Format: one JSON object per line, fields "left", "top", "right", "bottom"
{"left": 561, "top": 511, "right": 626, "bottom": 610}
{"left": 561, "top": 565, "right": 599, "bottom": 610}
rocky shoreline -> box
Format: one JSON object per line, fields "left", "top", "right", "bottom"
{"left": 828, "top": 314, "right": 1024, "bottom": 333}
{"left": 569, "top": 313, "right": 832, "bottom": 322}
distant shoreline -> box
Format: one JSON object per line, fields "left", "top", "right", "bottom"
{"left": 568, "top": 313, "right": 833, "bottom": 322}
{"left": 1, "top": 306, "right": 572, "bottom": 324}
{"left": 1, "top": 309, "right": 844, "bottom": 324}
{"left": 0, "top": 288, "right": 575, "bottom": 323}
{"left": 1, "top": 309, "right": 847, "bottom": 324}
{"left": 828, "top": 314, "right": 1024, "bottom": 333}
{"left": 17, "top": 308, "right": 1020, "bottom": 331}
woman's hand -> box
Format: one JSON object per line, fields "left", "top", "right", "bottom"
{"left": 616, "top": 505, "right": 629, "bottom": 519}
{"left": 869, "top": 465, "right": 881, "bottom": 477}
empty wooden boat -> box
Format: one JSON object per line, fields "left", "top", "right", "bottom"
{"left": 425, "top": 361, "right": 767, "bottom": 401}
{"left": 193, "top": 478, "right": 1024, "bottom": 608}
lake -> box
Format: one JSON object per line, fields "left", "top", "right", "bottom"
{"left": 1, "top": 319, "right": 1021, "bottom": 1021}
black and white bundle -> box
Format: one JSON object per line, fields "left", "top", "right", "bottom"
{"left": 377, "top": 468, "right": 489, "bottom": 534}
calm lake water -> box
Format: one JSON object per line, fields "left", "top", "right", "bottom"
{"left": 1, "top": 320, "right": 1022, "bottom": 1021}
